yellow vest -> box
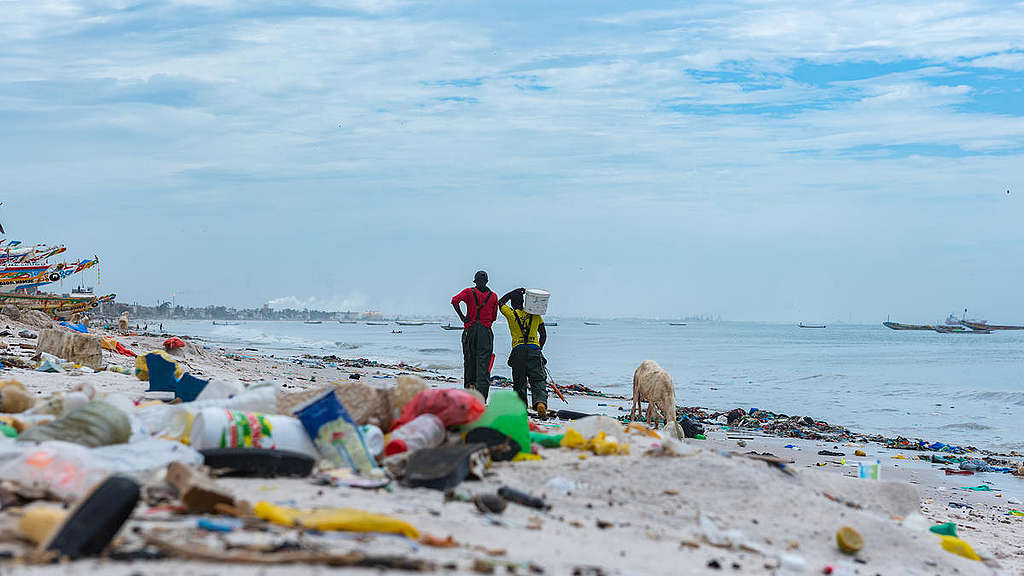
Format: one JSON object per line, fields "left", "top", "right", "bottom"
{"left": 500, "top": 305, "right": 542, "bottom": 348}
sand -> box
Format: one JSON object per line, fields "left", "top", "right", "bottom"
{"left": 0, "top": 315, "right": 1020, "bottom": 575}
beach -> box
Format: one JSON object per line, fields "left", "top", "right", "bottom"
{"left": 0, "top": 314, "right": 1021, "bottom": 575}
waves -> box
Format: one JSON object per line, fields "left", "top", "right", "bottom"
{"left": 419, "top": 347, "right": 455, "bottom": 354}
{"left": 941, "top": 422, "right": 993, "bottom": 431}
{"left": 962, "top": 390, "right": 1024, "bottom": 406}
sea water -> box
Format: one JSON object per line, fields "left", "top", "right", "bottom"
{"left": 154, "top": 319, "right": 1024, "bottom": 452}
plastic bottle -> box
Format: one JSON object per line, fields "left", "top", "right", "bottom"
{"left": 359, "top": 425, "right": 384, "bottom": 457}
{"left": 384, "top": 414, "right": 445, "bottom": 456}
{"left": 190, "top": 408, "right": 318, "bottom": 458}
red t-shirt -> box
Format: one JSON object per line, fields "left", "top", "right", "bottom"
{"left": 452, "top": 287, "right": 498, "bottom": 328}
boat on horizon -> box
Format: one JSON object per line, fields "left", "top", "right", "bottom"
{"left": 960, "top": 320, "right": 1024, "bottom": 331}
{"left": 545, "top": 322, "right": 558, "bottom": 326}
{"left": 883, "top": 321, "right": 933, "bottom": 331}
{"left": 337, "top": 320, "right": 357, "bottom": 324}
{"left": 441, "top": 323, "right": 462, "bottom": 331}
{"left": 668, "top": 322, "right": 687, "bottom": 326}
{"left": 365, "top": 321, "right": 388, "bottom": 326}
{"left": 934, "top": 324, "right": 991, "bottom": 334}
{"left": 583, "top": 321, "right": 600, "bottom": 326}
{"left": 212, "top": 321, "right": 241, "bottom": 326}
{"left": 798, "top": 323, "right": 826, "bottom": 328}
{"left": 396, "top": 321, "right": 426, "bottom": 326}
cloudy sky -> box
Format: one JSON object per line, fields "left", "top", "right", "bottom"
{"left": 2, "top": 0, "right": 1022, "bottom": 322}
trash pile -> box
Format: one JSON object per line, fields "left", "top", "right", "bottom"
{"left": 0, "top": 332, "right": 690, "bottom": 567}
{"left": 489, "top": 376, "right": 624, "bottom": 398}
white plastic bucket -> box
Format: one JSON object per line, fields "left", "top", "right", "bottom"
{"left": 523, "top": 289, "right": 550, "bottom": 315}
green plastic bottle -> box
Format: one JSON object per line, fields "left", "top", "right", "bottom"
{"left": 463, "top": 390, "right": 530, "bottom": 453}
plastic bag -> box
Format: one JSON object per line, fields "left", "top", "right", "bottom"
{"left": 0, "top": 438, "right": 200, "bottom": 501}
{"left": 391, "top": 388, "right": 485, "bottom": 431}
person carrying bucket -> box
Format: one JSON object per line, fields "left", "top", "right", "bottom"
{"left": 451, "top": 271, "right": 499, "bottom": 399}
{"left": 498, "top": 287, "right": 548, "bottom": 418}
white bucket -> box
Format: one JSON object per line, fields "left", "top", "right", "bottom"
{"left": 523, "top": 289, "right": 550, "bottom": 315}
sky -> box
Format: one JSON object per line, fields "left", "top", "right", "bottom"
{"left": 1, "top": 0, "right": 1022, "bottom": 322}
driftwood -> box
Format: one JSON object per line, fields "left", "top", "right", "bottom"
{"left": 143, "top": 533, "right": 435, "bottom": 571}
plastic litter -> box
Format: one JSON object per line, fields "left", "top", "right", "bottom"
{"left": 391, "top": 388, "right": 485, "bottom": 431}
{"left": 293, "top": 389, "right": 376, "bottom": 474}
{"left": 359, "top": 424, "right": 384, "bottom": 457}
{"left": 385, "top": 414, "right": 445, "bottom": 456}
{"left": 529, "top": 431, "right": 564, "bottom": 448}
{"left": 42, "top": 475, "right": 140, "bottom": 559}
{"left": 570, "top": 415, "right": 624, "bottom": 439}
{"left": 462, "top": 390, "right": 529, "bottom": 453}
{"left": 200, "top": 447, "right": 316, "bottom": 478}
{"left": 402, "top": 443, "right": 488, "bottom": 491}
{"left": 190, "top": 408, "right": 318, "bottom": 458}
{"left": 836, "top": 525, "right": 863, "bottom": 554}
{"left": 544, "top": 476, "right": 575, "bottom": 495}
{"left": 498, "top": 486, "right": 549, "bottom": 510}
{"left": 929, "top": 522, "right": 957, "bottom": 537}
{"left": 253, "top": 501, "right": 419, "bottom": 539}
{"left": 936, "top": 534, "right": 980, "bottom": 561}
{"left": 18, "top": 401, "right": 131, "bottom": 447}
{"left": 857, "top": 460, "right": 881, "bottom": 480}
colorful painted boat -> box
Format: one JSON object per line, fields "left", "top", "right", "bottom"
{"left": 0, "top": 292, "right": 115, "bottom": 315}
{"left": 0, "top": 244, "right": 66, "bottom": 264}
{"left": 2, "top": 258, "right": 98, "bottom": 291}
{"left": 0, "top": 263, "right": 59, "bottom": 287}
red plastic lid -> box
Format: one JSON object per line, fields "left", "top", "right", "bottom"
{"left": 384, "top": 439, "right": 408, "bottom": 456}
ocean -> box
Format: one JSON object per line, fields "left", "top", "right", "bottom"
{"left": 153, "top": 319, "right": 1024, "bottom": 453}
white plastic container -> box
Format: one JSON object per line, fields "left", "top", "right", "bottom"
{"left": 189, "top": 408, "right": 318, "bottom": 458}
{"left": 360, "top": 424, "right": 385, "bottom": 457}
{"left": 523, "top": 288, "right": 550, "bottom": 315}
{"left": 384, "top": 414, "right": 445, "bottom": 456}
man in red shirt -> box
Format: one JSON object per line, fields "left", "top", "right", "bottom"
{"left": 451, "top": 270, "right": 499, "bottom": 399}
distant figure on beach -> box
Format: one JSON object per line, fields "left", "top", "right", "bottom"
{"left": 498, "top": 287, "right": 548, "bottom": 418}
{"left": 451, "top": 271, "right": 498, "bottom": 399}
{"left": 159, "top": 323, "right": 163, "bottom": 331}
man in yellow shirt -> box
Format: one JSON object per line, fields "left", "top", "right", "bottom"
{"left": 498, "top": 287, "right": 548, "bottom": 418}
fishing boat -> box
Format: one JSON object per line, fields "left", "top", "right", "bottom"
{"left": 882, "top": 321, "right": 933, "bottom": 331}
{"left": 304, "top": 320, "right": 323, "bottom": 324}
{"left": 798, "top": 323, "right": 826, "bottom": 328}
{"left": 441, "top": 323, "right": 463, "bottom": 331}
{"left": 934, "top": 325, "right": 991, "bottom": 334}
{"left": 0, "top": 292, "right": 115, "bottom": 315}
{"left": 0, "top": 263, "right": 58, "bottom": 289}
{"left": 583, "top": 321, "right": 600, "bottom": 326}
{"left": 960, "top": 320, "right": 1024, "bottom": 331}
{"left": 669, "top": 322, "right": 687, "bottom": 326}
{"left": 11, "top": 258, "right": 99, "bottom": 291}
{"left": 337, "top": 320, "right": 357, "bottom": 324}
{"left": 545, "top": 322, "right": 558, "bottom": 327}
{"left": 396, "top": 321, "right": 426, "bottom": 326}
{"left": 365, "top": 321, "right": 388, "bottom": 326}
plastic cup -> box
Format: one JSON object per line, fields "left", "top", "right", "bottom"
{"left": 858, "top": 460, "right": 881, "bottom": 480}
